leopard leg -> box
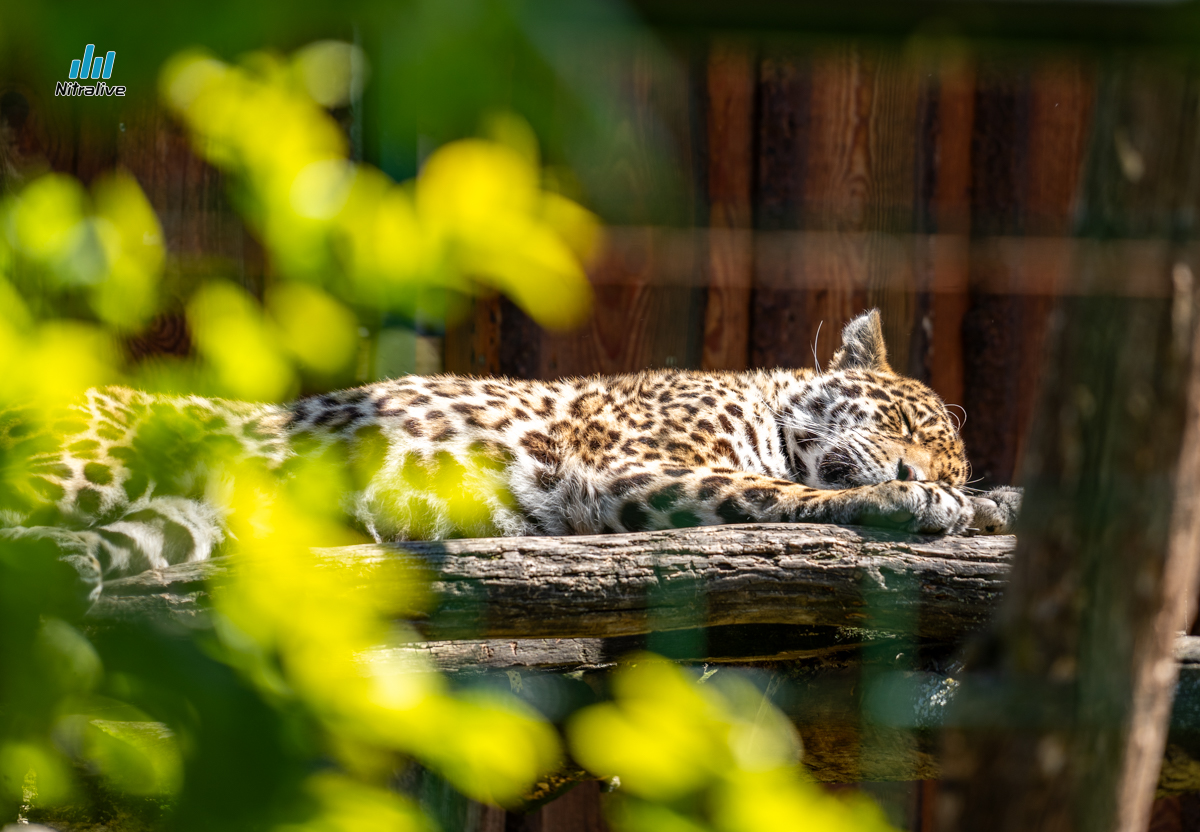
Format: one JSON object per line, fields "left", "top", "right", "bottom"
{"left": 583, "top": 466, "right": 975, "bottom": 535}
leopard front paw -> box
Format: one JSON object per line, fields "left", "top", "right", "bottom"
{"left": 854, "top": 481, "right": 973, "bottom": 535}
{"left": 968, "top": 486, "right": 1022, "bottom": 535}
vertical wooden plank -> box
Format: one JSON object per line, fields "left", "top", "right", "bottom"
{"left": 523, "top": 227, "right": 701, "bottom": 378}
{"left": 116, "top": 101, "right": 265, "bottom": 296}
{"left": 960, "top": 56, "right": 1093, "bottom": 488}
{"left": 798, "top": 46, "right": 877, "bottom": 367}
{"left": 498, "top": 783, "right": 611, "bottom": 832}
{"left": 861, "top": 51, "right": 921, "bottom": 373}
{"left": 471, "top": 802, "right": 507, "bottom": 832}
{"left": 751, "top": 46, "right": 923, "bottom": 373}
{"left": 492, "top": 40, "right": 706, "bottom": 381}
{"left": 539, "top": 781, "right": 609, "bottom": 832}
{"left": 958, "top": 61, "right": 1031, "bottom": 488}
{"left": 917, "top": 779, "right": 939, "bottom": 832}
{"left": 108, "top": 100, "right": 271, "bottom": 361}
{"left": 701, "top": 40, "right": 755, "bottom": 371}
{"left": 73, "top": 104, "right": 119, "bottom": 184}
{"left": 444, "top": 295, "right": 504, "bottom": 376}
{"left": 497, "top": 296, "right": 545, "bottom": 380}
{"left": 922, "top": 54, "right": 975, "bottom": 411}
{"left": 1009, "top": 57, "right": 1096, "bottom": 481}
{"left": 749, "top": 51, "right": 812, "bottom": 369}
{"left": 752, "top": 47, "right": 870, "bottom": 371}
{"left": 451, "top": 36, "right": 707, "bottom": 381}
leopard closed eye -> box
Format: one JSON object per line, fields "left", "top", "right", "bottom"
{"left": 1, "top": 308, "right": 1021, "bottom": 599}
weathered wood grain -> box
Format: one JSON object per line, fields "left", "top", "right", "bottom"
{"left": 371, "top": 623, "right": 887, "bottom": 673}
{"left": 495, "top": 41, "right": 705, "bottom": 381}
{"left": 701, "top": 40, "right": 755, "bottom": 371}
{"left": 960, "top": 56, "right": 1095, "bottom": 490}
{"left": 89, "top": 524, "right": 1015, "bottom": 643}
{"left": 918, "top": 53, "right": 974, "bottom": 410}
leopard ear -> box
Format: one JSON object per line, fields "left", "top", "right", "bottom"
{"left": 827, "top": 309, "right": 892, "bottom": 373}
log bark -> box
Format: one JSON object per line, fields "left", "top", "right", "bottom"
{"left": 87, "top": 523, "right": 1015, "bottom": 642}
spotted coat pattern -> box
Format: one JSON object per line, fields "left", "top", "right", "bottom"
{"left": 0, "top": 310, "right": 1021, "bottom": 598}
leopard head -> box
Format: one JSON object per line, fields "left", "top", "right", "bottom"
{"left": 781, "top": 309, "right": 969, "bottom": 489}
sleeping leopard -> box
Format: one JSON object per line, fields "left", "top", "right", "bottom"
{"left": 1, "top": 309, "right": 1021, "bottom": 600}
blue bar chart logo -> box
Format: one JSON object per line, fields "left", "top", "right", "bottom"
{"left": 69, "top": 45, "right": 115, "bottom": 80}
{"left": 56, "top": 44, "right": 125, "bottom": 97}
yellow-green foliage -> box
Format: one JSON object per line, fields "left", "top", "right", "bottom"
{"left": 160, "top": 45, "right": 597, "bottom": 333}
{"left": 0, "top": 40, "right": 585, "bottom": 831}
{"left": 570, "top": 656, "right": 897, "bottom": 832}
{"left": 0, "top": 39, "right": 893, "bottom": 832}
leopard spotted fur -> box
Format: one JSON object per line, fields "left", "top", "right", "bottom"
{"left": 0, "top": 310, "right": 1021, "bottom": 599}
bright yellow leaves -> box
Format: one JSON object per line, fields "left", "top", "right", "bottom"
{"left": 571, "top": 658, "right": 739, "bottom": 801}
{"left": 1, "top": 37, "right": 596, "bottom": 826}
{"left": 266, "top": 282, "right": 360, "bottom": 377}
{"left": 187, "top": 282, "right": 298, "bottom": 402}
{"left": 161, "top": 47, "right": 597, "bottom": 330}
{"left": 276, "top": 773, "right": 434, "bottom": 832}
{"left": 9, "top": 174, "right": 86, "bottom": 264}
{"left": 88, "top": 174, "right": 165, "bottom": 328}
{"left": 274, "top": 773, "right": 433, "bottom": 832}
{"left": 568, "top": 656, "right": 897, "bottom": 832}
{"left": 0, "top": 171, "right": 162, "bottom": 408}
{"left": 212, "top": 461, "right": 560, "bottom": 807}
{"left": 184, "top": 280, "right": 359, "bottom": 401}
{"left": 0, "top": 34, "right": 907, "bottom": 832}
{"left": 0, "top": 172, "right": 157, "bottom": 420}
{"left": 6, "top": 171, "right": 164, "bottom": 330}
{"left": 417, "top": 140, "right": 595, "bottom": 329}
{"left": 0, "top": 319, "right": 116, "bottom": 408}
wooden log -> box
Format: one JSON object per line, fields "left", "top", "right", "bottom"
{"left": 87, "top": 524, "right": 1014, "bottom": 643}
{"left": 409, "top": 636, "right": 1200, "bottom": 788}
{"left": 372, "top": 623, "right": 884, "bottom": 673}
{"left": 38, "top": 636, "right": 1200, "bottom": 795}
